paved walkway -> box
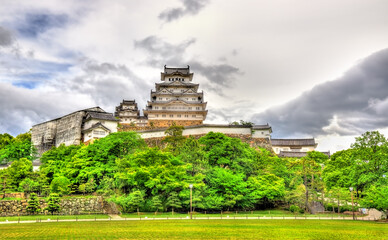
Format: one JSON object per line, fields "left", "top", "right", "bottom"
{"left": 0, "top": 215, "right": 381, "bottom": 225}
{"left": 108, "top": 214, "right": 122, "bottom": 220}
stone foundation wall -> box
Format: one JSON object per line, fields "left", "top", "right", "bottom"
{"left": 148, "top": 120, "right": 203, "bottom": 128}
{"left": 144, "top": 134, "right": 272, "bottom": 151}
{"left": 119, "top": 120, "right": 204, "bottom": 132}
{"left": 0, "top": 196, "right": 106, "bottom": 216}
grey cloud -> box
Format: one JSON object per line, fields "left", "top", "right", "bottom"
{"left": 134, "top": 35, "right": 195, "bottom": 66}
{"left": 251, "top": 48, "right": 388, "bottom": 138}
{"left": 0, "top": 58, "right": 152, "bottom": 136}
{"left": 159, "top": 0, "right": 209, "bottom": 22}
{"left": 0, "top": 26, "right": 14, "bottom": 46}
{"left": 50, "top": 58, "right": 151, "bottom": 111}
{"left": 0, "top": 82, "right": 90, "bottom": 136}
{"left": 191, "top": 61, "right": 239, "bottom": 87}
{"left": 135, "top": 35, "right": 240, "bottom": 90}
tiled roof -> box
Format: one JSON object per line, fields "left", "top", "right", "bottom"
{"left": 271, "top": 138, "right": 316, "bottom": 146}
{"left": 85, "top": 112, "right": 118, "bottom": 122}
{"left": 278, "top": 151, "right": 331, "bottom": 158}
{"left": 164, "top": 66, "right": 190, "bottom": 74}
{"left": 82, "top": 122, "right": 111, "bottom": 133}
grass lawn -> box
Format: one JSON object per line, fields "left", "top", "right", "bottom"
{"left": 0, "top": 220, "right": 386, "bottom": 239}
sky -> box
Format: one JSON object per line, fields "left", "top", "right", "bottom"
{"left": 1, "top": 0, "right": 388, "bottom": 153}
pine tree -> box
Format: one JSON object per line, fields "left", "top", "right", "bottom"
{"left": 166, "top": 192, "right": 181, "bottom": 215}
{"left": 45, "top": 193, "right": 61, "bottom": 215}
{"left": 151, "top": 196, "right": 163, "bottom": 215}
{"left": 26, "top": 193, "right": 41, "bottom": 215}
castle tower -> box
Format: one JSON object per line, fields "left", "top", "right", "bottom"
{"left": 143, "top": 65, "right": 207, "bottom": 128}
{"left": 115, "top": 100, "right": 147, "bottom": 126}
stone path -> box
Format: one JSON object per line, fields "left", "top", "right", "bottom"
{"left": 108, "top": 214, "right": 122, "bottom": 220}
{"left": 0, "top": 215, "right": 381, "bottom": 225}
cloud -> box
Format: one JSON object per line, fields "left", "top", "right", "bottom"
{"left": 50, "top": 58, "right": 151, "bottom": 109}
{"left": 0, "top": 58, "right": 151, "bottom": 136}
{"left": 134, "top": 35, "right": 195, "bottom": 66}
{"left": 251, "top": 48, "right": 388, "bottom": 138}
{"left": 16, "top": 13, "right": 69, "bottom": 38}
{"left": 0, "top": 26, "right": 14, "bottom": 46}
{"left": 159, "top": 0, "right": 209, "bottom": 22}
{"left": 135, "top": 35, "right": 240, "bottom": 90}
{"left": 0, "top": 81, "right": 93, "bottom": 135}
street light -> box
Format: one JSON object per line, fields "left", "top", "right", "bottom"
{"left": 189, "top": 184, "right": 193, "bottom": 219}
{"left": 349, "top": 187, "right": 355, "bottom": 220}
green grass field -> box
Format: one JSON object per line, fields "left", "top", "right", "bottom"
{"left": 0, "top": 220, "right": 386, "bottom": 239}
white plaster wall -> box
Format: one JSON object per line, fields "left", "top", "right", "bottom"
{"left": 252, "top": 130, "right": 271, "bottom": 138}
{"left": 83, "top": 127, "right": 109, "bottom": 142}
{"left": 83, "top": 120, "right": 117, "bottom": 133}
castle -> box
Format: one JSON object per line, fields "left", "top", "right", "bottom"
{"left": 31, "top": 66, "right": 328, "bottom": 157}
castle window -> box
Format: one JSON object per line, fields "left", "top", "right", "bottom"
{"left": 156, "top": 114, "right": 159, "bottom": 117}
{"left": 192, "top": 115, "right": 196, "bottom": 117}
{"left": 192, "top": 98, "right": 196, "bottom": 101}
{"left": 185, "top": 115, "right": 189, "bottom": 118}
{"left": 189, "top": 107, "right": 192, "bottom": 110}
{"left": 162, "top": 107, "right": 166, "bottom": 109}
{"left": 93, "top": 130, "right": 105, "bottom": 136}
{"left": 196, "top": 107, "right": 200, "bottom": 110}
{"left": 177, "top": 115, "right": 181, "bottom": 118}
{"left": 158, "top": 97, "right": 162, "bottom": 100}
{"left": 162, "top": 115, "right": 166, "bottom": 117}
{"left": 169, "top": 114, "right": 173, "bottom": 117}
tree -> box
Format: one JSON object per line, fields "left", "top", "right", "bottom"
{"left": 166, "top": 192, "right": 181, "bottom": 214}
{"left": 50, "top": 176, "right": 71, "bottom": 195}
{"left": 128, "top": 190, "right": 144, "bottom": 215}
{"left": 18, "top": 178, "right": 40, "bottom": 198}
{"left": 163, "top": 123, "right": 185, "bottom": 154}
{"left": 151, "top": 196, "right": 163, "bottom": 214}
{"left": 0, "top": 170, "right": 12, "bottom": 198}
{"left": 290, "top": 151, "right": 328, "bottom": 213}
{"left": 45, "top": 193, "right": 61, "bottom": 215}
{"left": 350, "top": 131, "right": 388, "bottom": 192}
{"left": 7, "top": 158, "right": 33, "bottom": 189}
{"left": 0, "top": 132, "right": 36, "bottom": 163}
{"left": 178, "top": 137, "right": 207, "bottom": 176}
{"left": 361, "top": 185, "right": 388, "bottom": 216}
{"left": 26, "top": 193, "right": 41, "bottom": 215}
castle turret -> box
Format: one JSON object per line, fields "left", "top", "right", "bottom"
{"left": 143, "top": 66, "right": 207, "bottom": 128}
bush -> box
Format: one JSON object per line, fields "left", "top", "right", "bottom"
{"left": 289, "top": 205, "right": 300, "bottom": 213}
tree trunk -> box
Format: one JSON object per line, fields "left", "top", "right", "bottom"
{"left": 337, "top": 194, "right": 340, "bottom": 216}
{"left": 304, "top": 172, "right": 309, "bottom": 213}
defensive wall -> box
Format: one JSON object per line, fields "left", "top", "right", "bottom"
{"left": 136, "top": 124, "right": 273, "bottom": 150}
{"left": 0, "top": 196, "right": 109, "bottom": 216}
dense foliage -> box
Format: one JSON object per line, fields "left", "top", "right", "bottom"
{"left": 0, "top": 129, "right": 386, "bottom": 215}
{"left": 0, "top": 132, "right": 35, "bottom": 164}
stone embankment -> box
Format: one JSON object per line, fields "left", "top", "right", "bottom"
{"left": 0, "top": 196, "right": 113, "bottom": 216}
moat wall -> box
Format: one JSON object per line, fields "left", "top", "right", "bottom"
{"left": 0, "top": 196, "right": 108, "bottom": 216}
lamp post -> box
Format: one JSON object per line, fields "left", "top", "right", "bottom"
{"left": 189, "top": 184, "right": 193, "bottom": 219}
{"left": 349, "top": 187, "right": 355, "bottom": 220}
